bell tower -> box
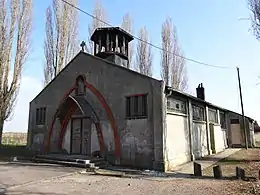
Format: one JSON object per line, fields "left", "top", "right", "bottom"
{"left": 90, "top": 27, "right": 134, "bottom": 68}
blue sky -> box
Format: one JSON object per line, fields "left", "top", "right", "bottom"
{"left": 4, "top": 0, "right": 260, "bottom": 132}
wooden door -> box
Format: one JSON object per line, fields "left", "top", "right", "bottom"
{"left": 81, "top": 118, "right": 91, "bottom": 155}
{"left": 231, "top": 124, "right": 241, "bottom": 145}
{"left": 71, "top": 118, "right": 82, "bottom": 154}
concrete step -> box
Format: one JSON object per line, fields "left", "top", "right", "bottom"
{"left": 31, "top": 155, "right": 108, "bottom": 169}
{"left": 31, "top": 157, "right": 87, "bottom": 168}
{"left": 94, "top": 161, "right": 109, "bottom": 168}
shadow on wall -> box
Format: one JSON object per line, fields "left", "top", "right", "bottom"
{"left": 183, "top": 118, "right": 190, "bottom": 157}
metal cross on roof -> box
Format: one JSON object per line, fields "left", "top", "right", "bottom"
{"left": 80, "top": 41, "right": 86, "bottom": 52}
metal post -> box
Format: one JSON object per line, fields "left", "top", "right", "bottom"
{"left": 237, "top": 67, "right": 248, "bottom": 149}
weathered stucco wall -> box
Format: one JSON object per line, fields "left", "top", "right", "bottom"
{"left": 165, "top": 113, "right": 190, "bottom": 169}
{"left": 192, "top": 121, "right": 208, "bottom": 158}
{"left": 222, "top": 128, "right": 228, "bottom": 149}
{"left": 213, "top": 125, "right": 226, "bottom": 153}
{"left": 121, "top": 119, "right": 154, "bottom": 168}
{"left": 28, "top": 52, "right": 164, "bottom": 170}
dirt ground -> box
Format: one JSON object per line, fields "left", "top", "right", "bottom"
{"left": 2, "top": 147, "right": 260, "bottom": 194}
{"left": 0, "top": 161, "right": 253, "bottom": 195}
{"left": 203, "top": 149, "right": 260, "bottom": 178}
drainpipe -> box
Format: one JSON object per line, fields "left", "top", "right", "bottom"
{"left": 188, "top": 100, "right": 195, "bottom": 161}
{"left": 165, "top": 88, "right": 172, "bottom": 97}
{"left": 205, "top": 106, "right": 211, "bottom": 155}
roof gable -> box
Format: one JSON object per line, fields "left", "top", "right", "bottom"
{"left": 31, "top": 51, "right": 83, "bottom": 102}
{"left": 31, "top": 51, "right": 162, "bottom": 103}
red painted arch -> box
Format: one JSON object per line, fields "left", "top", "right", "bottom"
{"left": 58, "top": 102, "right": 77, "bottom": 149}
{"left": 44, "top": 86, "right": 75, "bottom": 152}
{"left": 45, "top": 75, "right": 120, "bottom": 160}
{"left": 84, "top": 81, "right": 121, "bottom": 159}
{"left": 94, "top": 121, "right": 105, "bottom": 154}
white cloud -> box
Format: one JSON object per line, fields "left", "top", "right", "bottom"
{"left": 3, "top": 76, "right": 42, "bottom": 132}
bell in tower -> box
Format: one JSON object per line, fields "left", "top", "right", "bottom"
{"left": 90, "top": 27, "right": 134, "bottom": 68}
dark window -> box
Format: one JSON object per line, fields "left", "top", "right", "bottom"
{"left": 219, "top": 111, "right": 226, "bottom": 129}
{"left": 125, "top": 94, "right": 147, "bottom": 119}
{"left": 167, "top": 98, "right": 187, "bottom": 114}
{"left": 36, "top": 107, "right": 46, "bottom": 125}
{"left": 192, "top": 104, "right": 205, "bottom": 121}
{"left": 75, "top": 77, "right": 86, "bottom": 96}
{"left": 230, "top": 118, "right": 239, "bottom": 124}
{"left": 208, "top": 108, "right": 218, "bottom": 123}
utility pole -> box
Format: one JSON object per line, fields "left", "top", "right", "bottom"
{"left": 237, "top": 67, "right": 248, "bottom": 149}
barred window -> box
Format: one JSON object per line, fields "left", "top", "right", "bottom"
{"left": 167, "top": 98, "right": 187, "bottom": 114}
{"left": 208, "top": 108, "right": 218, "bottom": 123}
{"left": 125, "top": 94, "right": 147, "bottom": 119}
{"left": 36, "top": 107, "right": 46, "bottom": 125}
{"left": 192, "top": 104, "right": 205, "bottom": 121}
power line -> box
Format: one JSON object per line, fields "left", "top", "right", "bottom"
{"left": 60, "top": 0, "right": 235, "bottom": 70}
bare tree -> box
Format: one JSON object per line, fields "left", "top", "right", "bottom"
{"left": 44, "top": 0, "right": 79, "bottom": 86}
{"left": 248, "top": 0, "right": 260, "bottom": 40}
{"left": 160, "top": 17, "right": 187, "bottom": 91}
{"left": 0, "top": 0, "right": 32, "bottom": 143}
{"left": 121, "top": 12, "right": 134, "bottom": 68}
{"left": 171, "top": 48, "right": 188, "bottom": 91}
{"left": 135, "top": 27, "right": 153, "bottom": 76}
{"left": 88, "top": 0, "right": 108, "bottom": 54}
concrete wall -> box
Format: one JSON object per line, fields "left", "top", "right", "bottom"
{"left": 212, "top": 125, "right": 226, "bottom": 153}
{"left": 222, "top": 129, "right": 228, "bottom": 149}
{"left": 28, "top": 52, "right": 164, "bottom": 170}
{"left": 165, "top": 113, "right": 190, "bottom": 169}
{"left": 192, "top": 121, "right": 208, "bottom": 158}
{"left": 120, "top": 119, "right": 154, "bottom": 168}
{"left": 164, "top": 93, "right": 230, "bottom": 170}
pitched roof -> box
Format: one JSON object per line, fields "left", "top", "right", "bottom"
{"left": 31, "top": 51, "right": 161, "bottom": 103}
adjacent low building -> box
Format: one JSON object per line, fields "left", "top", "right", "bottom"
{"left": 27, "top": 27, "right": 255, "bottom": 172}
{"left": 164, "top": 84, "right": 255, "bottom": 169}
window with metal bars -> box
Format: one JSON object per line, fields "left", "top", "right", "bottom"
{"left": 167, "top": 98, "right": 187, "bottom": 114}
{"left": 36, "top": 107, "right": 46, "bottom": 125}
{"left": 125, "top": 94, "right": 148, "bottom": 119}
{"left": 192, "top": 104, "right": 205, "bottom": 121}
{"left": 208, "top": 108, "right": 218, "bottom": 123}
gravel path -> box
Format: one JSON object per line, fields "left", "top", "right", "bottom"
{"left": 5, "top": 172, "right": 248, "bottom": 195}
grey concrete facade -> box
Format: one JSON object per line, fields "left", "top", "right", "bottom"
{"left": 28, "top": 52, "right": 165, "bottom": 171}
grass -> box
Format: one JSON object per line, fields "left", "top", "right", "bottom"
{"left": 2, "top": 132, "right": 27, "bottom": 146}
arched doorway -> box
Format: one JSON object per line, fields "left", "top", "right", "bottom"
{"left": 45, "top": 75, "right": 121, "bottom": 161}
{"left": 57, "top": 95, "right": 105, "bottom": 156}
